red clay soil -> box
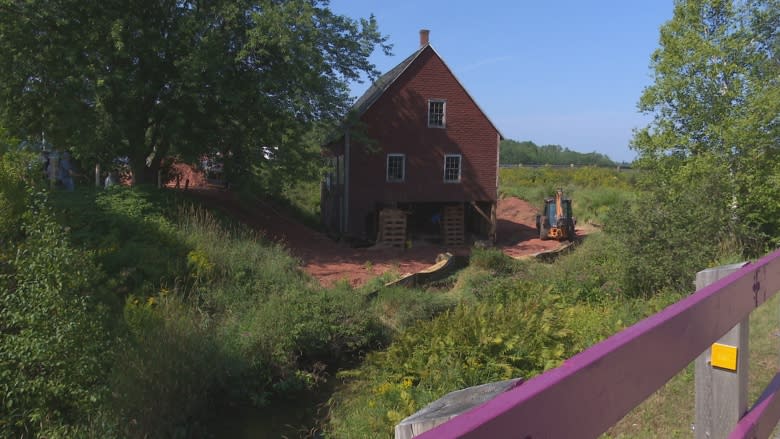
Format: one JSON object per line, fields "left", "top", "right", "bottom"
{"left": 187, "top": 189, "right": 580, "bottom": 287}
{"left": 494, "top": 197, "right": 571, "bottom": 259}
{"left": 163, "top": 162, "right": 209, "bottom": 189}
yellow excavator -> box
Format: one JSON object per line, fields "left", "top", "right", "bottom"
{"left": 535, "top": 189, "right": 576, "bottom": 241}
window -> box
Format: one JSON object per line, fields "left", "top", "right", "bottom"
{"left": 387, "top": 154, "right": 405, "bottom": 182}
{"left": 444, "top": 154, "right": 461, "bottom": 182}
{"left": 428, "top": 100, "right": 446, "bottom": 128}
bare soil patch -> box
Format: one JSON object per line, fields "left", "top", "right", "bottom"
{"left": 187, "top": 189, "right": 589, "bottom": 287}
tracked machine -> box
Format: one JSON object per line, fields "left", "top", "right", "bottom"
{"left": 535, "top": 189, "right": 576, "bottom": 241}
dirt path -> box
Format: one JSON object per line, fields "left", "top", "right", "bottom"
{"left": 189, "top": 189, "right": 581, "bottom": 287}
{"left": 494, "top": 197, "right": 570, "bottom": 258}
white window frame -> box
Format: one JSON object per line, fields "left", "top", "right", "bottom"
{"left": 386, "top": 153, "right": 405, "bottom": 182}
{"left": 443, "top": 154, "right": 461, "bottom": 183}
{"left": 427, "top": 99, "right": 446, "bottom": 128}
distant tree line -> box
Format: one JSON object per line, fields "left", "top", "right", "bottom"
{"left": 499, "top": 139, "right": 618, "bottom": 167}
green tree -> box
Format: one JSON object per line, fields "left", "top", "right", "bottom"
{"left": 0, "top": 125, "right": 15, "bottom": 153}
{"left": 632, "top": 0, "right": 780, "bottom": 249}
{"left": 500, "top": 139, "right": 616, "bottom": 166}
{"left": 0, "top": 0, "right": 389, "bottom": 185}
{"left": 607, "top": 154, "right": 735, "bottom": 295}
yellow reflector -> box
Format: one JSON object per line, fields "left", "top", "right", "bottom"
{"left": 711, "top": 343, "right": 738, "bottom": 371}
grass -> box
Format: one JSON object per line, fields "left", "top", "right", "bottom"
{"left": 44, "top": 184, "right": 457, "bottom": 437}
{"left": 605, "top": 293, "right": 780, "bottom": 437}
{"left": 499, "top": 166, "right": 637, "bottom": 224}
{"left": 42, "top": 172, "right": 758, "bottom": 437}
{"left": 325, "top": 238, "right": 687, "bottom": 438}
{"left": 275, "top": 177, "right": 323, "bottom": 230}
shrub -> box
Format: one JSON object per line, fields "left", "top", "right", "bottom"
{"left": 0, "top": 159, "right": 114, "bottom": 437}
{"left": 469, "top": 246, "right": 519, "bottom": 274}
{"left": 606, "top": 155, "right": 735, "bottom": 295}
{"left": 327, "top": 285, "right": 579, "bottom": 437}
{"left": 0, "top": 152, "right": 35, "bottom": 241}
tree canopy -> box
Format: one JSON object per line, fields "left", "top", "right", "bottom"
{"left": 0, "top": 0, "right": 389, "bottom": 185}
{"left": 500, "top": 139, "right": 617, "bottom": 167}
{"left": 632, "top": 0, "right": 779, "bottom": 248}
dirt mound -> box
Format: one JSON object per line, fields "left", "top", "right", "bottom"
{"left": 495, "top": 197, "right": 564, "bottom": 259}
{"left": 164, "top": 162, "right": 209, "bottom": 189}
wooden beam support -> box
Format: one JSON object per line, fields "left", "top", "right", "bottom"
{"left": 470, "top": 201, "right": 491, "bottom": 223}
{"left": 728, "top": 373, "right": 780, "bottom": 439}
{"left": 695, "top": 263, "right": 750, "bottom": 439}
{"left": 489, "top": 202, "right": 497, "bottom": 243}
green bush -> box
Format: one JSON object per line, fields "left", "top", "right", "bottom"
{"left": 325, "top": 233, "right": 686, "bottom": 438}
{"left": 368, "top": 286, "right": 453, "bottom": 335}
{"left": 469, "top": 247, "right": 520, "bottom": 274}
{"left": 0, "top": 152, "right": 35, "bottom": 241}
{"left": 606, "top": 155, "right": 736, "bottom": 295}
{"left": 328, "top": 286, "right": 578, "bottom": 437}
{"left": 0, "top": 157, "right": 114, "bottom": 437}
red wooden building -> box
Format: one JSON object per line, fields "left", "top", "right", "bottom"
{"left": 321, "top": 30, "right": 502, "bottom": 246}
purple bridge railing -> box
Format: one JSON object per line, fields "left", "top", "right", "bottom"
{"left": 412, "top": 248, "right": 780, "bottom": 439}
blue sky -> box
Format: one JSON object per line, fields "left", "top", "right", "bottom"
{"left": 328, "top": 1, "right": 675, "bottom": 163}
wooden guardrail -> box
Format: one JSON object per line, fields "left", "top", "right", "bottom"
{"left": 399, "top": 248, "right": 780, "bottom": 438}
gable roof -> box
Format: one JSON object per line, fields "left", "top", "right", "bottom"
{"left": 351, "top": 44, "right": 504, "bottom": 139}
{"left": 351, "top": 46, "right": 425, "bottom": 115}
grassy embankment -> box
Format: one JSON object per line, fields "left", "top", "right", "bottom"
{"left": 53, "top": 186, "right": 456, "bottom": 438}
{"left": 1, "top": 154, "right": 453, "bottom": 439}
{"left": 5, "top": 161, "right": 762, "bottom": 438}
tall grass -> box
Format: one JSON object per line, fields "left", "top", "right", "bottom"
{"left": 604, "top": 293, "right": 780, "bottom": 438}
{"left": 44, "top": 185, "right": 454, "bottom": 437}
{"left": 499, "top": 166, "right": 638, "bottom": 224}
{"left": 326, "top": 238, "right": 684, "bottom": 438}
{"left": 101, "top": 199, "right": 388, "bottom": 436}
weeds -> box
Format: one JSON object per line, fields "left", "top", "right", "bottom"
{"left": 325, "top": 235, "right": 684, "bottom": 438}
{"left": 499, "top": 166, "right": 637, "bottom": 224}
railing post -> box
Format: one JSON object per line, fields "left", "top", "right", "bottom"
{"left": 394, "top": 379, "right": 523, "bottom": 439}
{"left": 695, "top": 262, "right": 750, "bottom": 439}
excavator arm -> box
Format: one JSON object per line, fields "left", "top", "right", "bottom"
{"left": 555, "top": 189, "right": 564, "bottom": 224}
{"left": 542, "top": 188, "right": 571, "bottom": 240}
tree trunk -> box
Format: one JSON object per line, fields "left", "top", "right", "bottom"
{"left": 130, "top": 155, "right": 160, "bottom": 185}
{"left": 128, "top": 137, "right": 168, "bottom": 185}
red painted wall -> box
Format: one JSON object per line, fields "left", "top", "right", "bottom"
{"left": 345, "top": 47, "right": 500, "bottom": 238}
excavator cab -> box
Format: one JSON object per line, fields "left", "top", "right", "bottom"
{"left": 536, "top": 189, "right": 576, "bottom": 241}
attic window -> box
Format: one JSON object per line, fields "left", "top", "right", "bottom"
{"left": 387, "top": 154, "right": 405, "bottom": 182}
{"left": 428, "top": 100, "right": 446, "bottom": 128}
{"left": 444, "top": 154, "right": 461, "bottom": 183}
